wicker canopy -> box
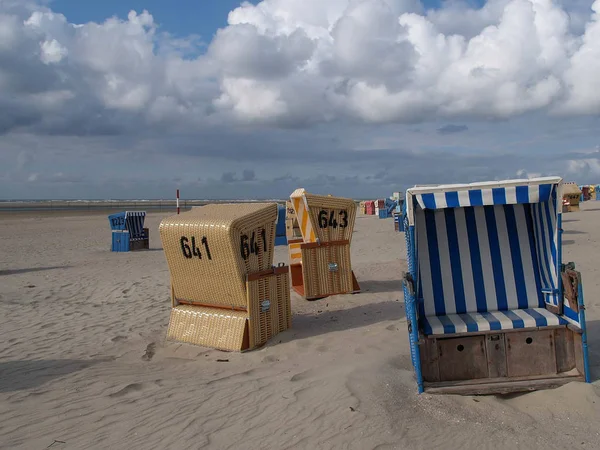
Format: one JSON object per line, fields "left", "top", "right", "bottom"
{"left": 160, "top": 203, "right": 277, "bottom": 309}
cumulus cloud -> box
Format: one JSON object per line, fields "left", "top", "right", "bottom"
{"left": 567, "top": 158, "right": 600, "bottom": 176}
{"left": 0, "top": 0, "right": 599, "bottom": 136}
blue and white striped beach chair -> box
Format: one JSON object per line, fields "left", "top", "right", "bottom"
{"left": 402, "top": 177, "right": 590, "bottom": 395}
{"left": 108, "top": 211, "right": 149, "bottom": 252}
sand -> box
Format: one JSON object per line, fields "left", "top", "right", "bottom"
{"left": 0, "top": 205, "right": 599, "bottom": 450}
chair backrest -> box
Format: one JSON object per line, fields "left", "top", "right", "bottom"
{"left": 125, "top": 211, "right": 146, "bottom": 239}
{"left": 406, "top": 178, "right": 561, "bottom": 317}
{"left": 108, "top": 211, "right": 146, "bottom": 238}
{"left": 416, "top": 204, "right": 544, "bottom": 316}
{"left": 108, "top": 212, "right": 127, "bottom": 231}
{"left": 290, "top": 188, "right": 356, "bottom": 243}
{"left": 159, "top": 203, "right": 277, "bottom": 309}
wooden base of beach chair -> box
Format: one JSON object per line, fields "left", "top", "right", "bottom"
{"left": 166, "top": 267, "right": 291, "bottom": 352}
{"left": 128, "top": 228, "right": 150, "bottom": 251}
{"left": 419, "top": 326, "right": 586, "bottom": 395}
{"left": 423, "top": 373, "right": 584, "bottom": 395}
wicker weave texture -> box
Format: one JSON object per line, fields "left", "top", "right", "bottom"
{"left": 288, "top": 240, "right": 302, "bottom": 265}
{"left": 301, "top": 243, "right": 353, "bottom": 298}
{"left": 302, "top": 193, "right": 356, "bottom": 243}
{"left": 246, "top": 271, "right": 291, "bottom": 348}
{"left": 167, "top": 304, "right": 248, "bottom": 351}
{"left": 166, "top": 270, "right": 291, "bottom": 351}
{"left": 159, "top": 203, "right": 277, "bottom": 308}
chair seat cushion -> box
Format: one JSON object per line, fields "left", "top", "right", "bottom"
{"left": 422, "top": 308, "right": 567, "bottom": 336}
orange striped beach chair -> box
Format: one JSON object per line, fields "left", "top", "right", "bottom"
{"left": 287, "top": 188, "right": 360, "bottom": 300}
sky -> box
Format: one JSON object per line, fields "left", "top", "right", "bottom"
{"left": 0, "top": 0, "right": 599, "bottom": 200}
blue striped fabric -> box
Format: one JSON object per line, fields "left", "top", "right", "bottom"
{"left": 416, "top": 203, "right": 545, "bottom": 317}
{"left": 416, "top": 184, "right": 553, "bottom": 210}
{"left": 125, "top": 211, "right": 146, "bottom": 240}
{"left": 531, "top": 189, "right": 560, "bottom": 306}
{"left": 423, "top": 308, "right": 567, "bottom": 335}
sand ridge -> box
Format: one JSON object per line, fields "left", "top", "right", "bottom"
{"left": 0, "top": 207, "right": 599, "bottom": 449}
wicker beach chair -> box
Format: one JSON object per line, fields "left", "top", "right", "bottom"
{"left": 159, "top": 203, "right": 291, "bottom": 351}
{"left": 562, "top": 182, "right": 581, "bottom": 212}
{"left": 108, "top": 211, "right": 149, "bottom": 252}
{"left": 402, "top": 177, "right": 591, "bottom": 395}
{"left": 287, "top": 188, "right": 360, "bottom": 300}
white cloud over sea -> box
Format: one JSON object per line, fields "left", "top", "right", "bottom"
{"left": 1, "top": 0, "right": 600, "bottom": 198}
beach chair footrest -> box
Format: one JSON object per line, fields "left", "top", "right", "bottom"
{"left": 419, "top": 326, "right": 585, "bottom": 393}
{"left": 423, "top": 372, "right": 584, "bottom": 395}
{"left": 167, "top": 267, "right": 291, "bottom": 351}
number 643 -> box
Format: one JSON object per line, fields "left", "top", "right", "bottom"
{"left": 318, "top": 210, "right": 348, "bottom": 229}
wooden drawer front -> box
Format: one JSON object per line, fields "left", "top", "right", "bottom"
{"left": 506, "top": 330, "right": 557, "bottom": 377}
{"left": 438, "top": 336, "right": 488, "bottom": 381}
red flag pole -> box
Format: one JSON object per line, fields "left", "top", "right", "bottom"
{"left": 176, "top": 189, "right": 180, "bottom": 214}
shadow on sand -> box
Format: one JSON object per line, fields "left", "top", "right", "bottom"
{"left": 0, "top": 359, "right": 106, "bottom": 392}
{"left": 359, "top": 279, "right": 403, "bottom": 294}
{"left": 0, "top": 266, "right": 72, "bottom": 276}
{"left": 279, "top": 300, "right": 405, "bottom": 342}
{"left": 562, "top": 230, "right": 586, "bottom": 235}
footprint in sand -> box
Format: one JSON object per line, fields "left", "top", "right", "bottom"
{"left": 290, "top": 368, "right": 317, "bottom": 382}
{"left": 108, "top": 383, "right": 146, "bottom": 398}
{"left": 111, "top": 335, "right": 128, "bottom": 343}
{"left": 142, "top": 342, "right": 156, "bottom": 361}
{"left": 295, "top": 340, "right": 311, "bottom": 349}
{"left": 385, "top": 324, "right": 398, "bottom": 331}
{"left": 262, "top": 355, "right": 280, "bottom": 363}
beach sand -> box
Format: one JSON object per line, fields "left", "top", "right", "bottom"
{"left": 1, "top": 205, "right": 599, "bottom": 450}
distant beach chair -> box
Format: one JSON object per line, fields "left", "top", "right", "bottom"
{"left": 378, "top": 198, "right": 397, "bottom": 219}
{"left": 159, "top": 203, "right": 291, "bottom": 351}
{"left": 274, "top": 204, "right": 287, "bottom": 246}
{"left": 394, "top": 199, "right": 407, "bottom": 232}
{"left": 402, "top": 177, "right": 590, "bottom": 394}
{"left": 287, "top": 188, "right": 360, "bottom": 300}
{"left": 108, "top": 211, "right": 149, "bottom": 252}
{"left": 563, "top": 182, "right": 581, "bottom": 211}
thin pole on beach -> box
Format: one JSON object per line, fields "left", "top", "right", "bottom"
{"left": 176, "top": 189, "right": 180, "bottom": 214}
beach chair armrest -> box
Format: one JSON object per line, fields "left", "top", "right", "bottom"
{"left": 402, "top": 271, "right": 415, "bottom": 297}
